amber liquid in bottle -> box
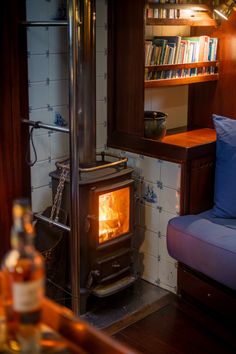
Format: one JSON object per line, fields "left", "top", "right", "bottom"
{"left": 1, "top": 199, "right": 45, "bottom": 353}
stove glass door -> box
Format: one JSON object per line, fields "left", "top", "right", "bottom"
{"left": 98, "top": 186, "right": 130, "bottom": 244}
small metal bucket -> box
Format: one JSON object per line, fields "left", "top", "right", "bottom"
{"left": 144, "top": 111, "right": 167, "bottom": 140}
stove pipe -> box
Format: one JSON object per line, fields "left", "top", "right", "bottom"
{"left": 77, "top": 0, "right": 96, "bottom": 166}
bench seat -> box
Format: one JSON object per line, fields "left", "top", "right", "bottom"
{"left": 167, "top": 209, "right": 236, "bottom": 291}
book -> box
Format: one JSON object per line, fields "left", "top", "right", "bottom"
{"left": 152, "top": 38, "right": 168, "bottom": 65}
{"left": 152, "top": 36, "right": 181, "bottom": 64}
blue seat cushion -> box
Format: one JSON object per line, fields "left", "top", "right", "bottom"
{"left": 212, "top": 114, "right": 236, "bottom": 218}
{"left": 167, "top": 209, "right": 236, "bottom": 290}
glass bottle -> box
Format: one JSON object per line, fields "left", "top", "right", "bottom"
{"left": 0, "top": 272, "right": 8, "bottom": 353}
{"left": 1, "top": 199, "right": 45, "bottom": 353}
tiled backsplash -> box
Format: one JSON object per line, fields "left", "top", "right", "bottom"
{"left": 27, "top": 0, "right": 181, "bottom": 293}
{"left": 108, "top": 149, "right": 180, "bottom": 292}
{"left": 27, "top": 0, "right": 107, "bottom": 211}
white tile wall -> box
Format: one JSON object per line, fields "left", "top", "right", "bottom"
{"left": 27, "top": 0, "right": 107, "bottom": 213}
{"left": 108, "top": 149, "right": 180, "bottom": 292}
{"left": 31, "top": 185, "right": 52, "bottom": 212}
{"left": 49, "top": 27, "right": 67, "bottom": 53}
{"left": 28, "top": 82, "right": 49, "bottom": 110}
{"left": 27, "top": 0, "right": 69, "bottom": 213}
{"left": 27, "top": 27, "right": 49, "bottom": 54}
{"left": 27, "top": 0, "right": 181, "bottom": 293}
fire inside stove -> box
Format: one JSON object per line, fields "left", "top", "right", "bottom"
{"left": 99, "top": 186, "right": 130, "bottom": 244}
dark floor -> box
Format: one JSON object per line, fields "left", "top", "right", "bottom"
{"left": 113, "top": 296, "right": 236, "bottom": 354}
{"left": 81, "top": 279, "right": 172, "bottom": 334}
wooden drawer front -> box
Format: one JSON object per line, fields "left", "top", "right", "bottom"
{"left": 178, "top": 264, "right": 236, "bottom": 319}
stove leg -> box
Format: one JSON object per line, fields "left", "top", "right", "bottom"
{"left": 79, "top": 288, "right": 89, "bottom": 315}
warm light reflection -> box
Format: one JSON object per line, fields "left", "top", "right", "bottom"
{"left": 99, "top": 187, "right": 130, "bottom": 244}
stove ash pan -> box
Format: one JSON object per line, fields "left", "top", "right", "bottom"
{"left": 50, "top": 165, "right": 137, "bottom": 301}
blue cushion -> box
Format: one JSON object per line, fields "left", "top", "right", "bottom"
{"left": 212, "top": 114, "right": 236, "bottom": 218}
{"left": 167, "top": 211, "right": 236, "bottom": 290}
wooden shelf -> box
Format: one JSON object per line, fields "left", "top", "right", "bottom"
{"left": 108, "top": 128, "right": 216, "bottom": 163}
{"left": 146, "top": 17, "right": 216, "bottom": 27}
{"left": 145, "top": 73, "right": 219, "bottom": 87}
{"left": 145, "top": 61, "right": 218, "bottom": 72}
{"left": 162, "top": 128, "right": 216, "bottom": 148}
{"left": 146, "top": 4, "right": 216, "bottom": 26}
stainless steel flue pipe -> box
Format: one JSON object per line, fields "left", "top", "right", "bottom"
{"left": 68, "top": 0, "right": 96, "bottom": 315}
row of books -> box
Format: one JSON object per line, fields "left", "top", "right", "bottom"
{"left": 145, "top": 35, "right": 218, "bottom": 66}
{"left": 145, "top": 35, "right": 218, "bottom": 80}
{"left": 145, "top": 66, "right": 217, "bottom": 80}
{"left": 146, "top": 0, "right": 197, "bottom": 20}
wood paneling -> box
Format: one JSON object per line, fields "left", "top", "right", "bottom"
{"left": 0, "top": 0, "right": 30, "bottom": 260}
{"left": 178, "top": 263, "right": 236, "bottom": 322}
{"left": 189, "top": 13, "right": 236, "bottom": 129}
{"left": 107, "top": 0, "right": 145, "bottom": 136}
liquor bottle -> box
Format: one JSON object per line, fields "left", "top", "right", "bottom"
{"left": 0, "top": 272, "right": 8, "bottom": 353}
{"left": 1, "top": 199, "right": 45, "bottom": 353}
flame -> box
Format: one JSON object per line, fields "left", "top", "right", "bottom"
{"left": 99, "top": 187, "right": 130, "bottom": 244}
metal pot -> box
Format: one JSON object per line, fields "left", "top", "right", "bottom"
{"left": 144, "top": 111, "right": 167, "bottom": 140}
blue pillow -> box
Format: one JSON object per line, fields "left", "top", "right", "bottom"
{"left": 212, "top": 114, "right": 236, "bottom": 218}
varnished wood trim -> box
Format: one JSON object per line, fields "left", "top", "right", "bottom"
{"left": 108, "top": 129, "right": 216, "bottom": 163}
{"left": 145, "top": 74, "right": 219, "bottom": 88}
{"left": 146, "top": 17, "right": 216, "bottom": 27}
{"left": 145, "top": 61, "right": 219, "bottom": 71}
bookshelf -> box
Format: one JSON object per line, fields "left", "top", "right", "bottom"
{"left": 145, "top": 73, "right": 218, "bottom": 87}
{"left": 145, "top": 3, "right": 219, "bottom": 87}
{"left": 146, "top": 17, "right": 216, "bottom": 27}
{"left": 108, "top": 0, "right": 236, "bottom": 215}
{"left": 146, "top": 4, "right": 216, "bottom": 27}
{"left": 107, "top": 0, "right": 223, "bottom": 139}
{"left": 145, "top": 61, "right": 219, "bottom": 87}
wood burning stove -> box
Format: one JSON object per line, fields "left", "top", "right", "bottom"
{"left": 50, "top": 153, "right": 136, "bottom": 313}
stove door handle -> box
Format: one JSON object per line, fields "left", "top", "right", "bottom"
{"left": 112, "top": 261, "right": 121, "bottom": 269}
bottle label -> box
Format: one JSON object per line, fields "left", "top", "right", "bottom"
{"left": 12, "top": 279, "right": 44, "bottom": 312}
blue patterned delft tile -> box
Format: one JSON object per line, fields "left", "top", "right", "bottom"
{"left": 142, "top": 181, "right": 158, "bottom": 205}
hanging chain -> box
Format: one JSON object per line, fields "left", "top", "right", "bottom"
{"left": 50, "top": 166, "right": 69, "bottom": 222}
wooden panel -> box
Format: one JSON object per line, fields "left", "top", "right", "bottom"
{"left": 162, "top": 128, "right": 216, "bottom": 148}
{"left": 146, "top": 16, "right": 216, "bottom": 27}
{"left": 188, "top": 155, "right": 215, "bottom": 214}
{"left": 0, "top": 0, "right": 30, "bottom": 260}
{"left": 107, "top": 0, "right": 145, "bottom": 136}
{"left": 145, "top": 74, "right": 218, "bottom": 88}
{"left": 188, "top": 13, "right": 236, "bottom": 129}
{"left": 108, "top": 130, "right": 216, "bottom": 163}
{"left": 146, "top": 61, "right": 219, "bottom": 71}
{"left": 41, "top": 298, "right": 135, "bottom": 354}
{"left": 178, "top": 263, "right": 236, "bottom": 321}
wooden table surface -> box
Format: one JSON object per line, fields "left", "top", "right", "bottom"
{"left": 0, "top": 272, "right": 137, "bottom": 354}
